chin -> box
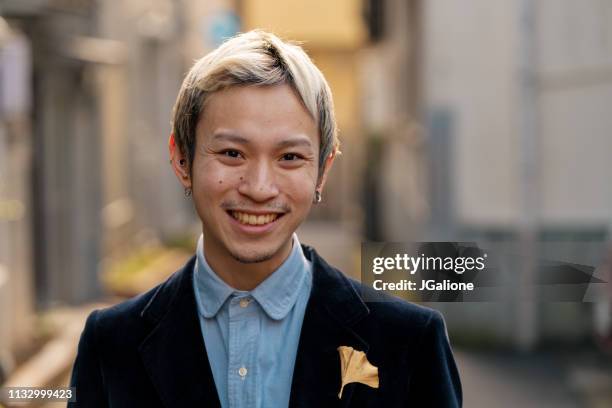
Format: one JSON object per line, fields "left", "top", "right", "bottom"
{"left": 228, "top": 246, "right": 279, "bottom": 264}
{"left": 230, "top": 251, "right": 276, "bottom": 264}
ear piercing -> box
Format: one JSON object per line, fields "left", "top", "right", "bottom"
{"left": 314, "top": 190, "right": 322, "bottom": 203}
{"left": 184, "top": 187, "right": 192, "bottom": 197}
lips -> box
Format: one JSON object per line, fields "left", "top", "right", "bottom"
{"left": 229, "top": 211, "right": 284, "bottom": 226}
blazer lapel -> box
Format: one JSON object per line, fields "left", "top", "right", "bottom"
{"left": 289, "top": 246, "right": 371, "bottom": 408}
{"left": 138, "top": 256, "right": 221, "bottom": 408}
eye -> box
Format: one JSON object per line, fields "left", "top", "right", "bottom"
{"left": 280, "top": 153, "right": 303, "bottom": 161}
{"left": 221, "top": 149, "right": 243, "bottom": 159}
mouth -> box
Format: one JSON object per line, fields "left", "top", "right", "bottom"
{"left": 227, "top": 210, "right": 286, "bottom": 226}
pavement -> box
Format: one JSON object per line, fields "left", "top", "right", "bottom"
{"left": 457, "top": 348, "right": 612, "bottom": 408}
{"left": 1, "top": 304, "right": 108, "bottom": 408}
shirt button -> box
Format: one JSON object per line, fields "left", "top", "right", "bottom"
{"left": 238, "top": 366, "right": 248, "bottom": 378}
{"left": 239, "top": 298, "right": 250, "bottom": 308}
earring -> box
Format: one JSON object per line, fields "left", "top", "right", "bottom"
{"left": 314, "top": 190, "right": 322, "bottom": 203}
{"left": 184, "top": 187, "right": 192, "bottom": 197}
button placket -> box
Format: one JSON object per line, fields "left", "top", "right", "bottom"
{"left": 228, "top": 295, "right": 257, "bottom": 406}
{"left": 227, "top": 300, "right": 240, "bottom": 407}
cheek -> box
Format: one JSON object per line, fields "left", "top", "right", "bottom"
{"left": 195, "top": 160, "right": 241, "bottom": 189}
{"left": 191, "top": 164, "right": 240, "bottom": 215}
{"left": 278, "top": 170, "right": 317, "bottom": 204}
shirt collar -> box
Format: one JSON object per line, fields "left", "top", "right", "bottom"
{"left": 193, "top": 233, "right": 311, "bottom": 320}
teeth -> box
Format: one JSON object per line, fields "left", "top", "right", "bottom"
{"left": 231, "top": 211, "right": 279, "bottom": 226}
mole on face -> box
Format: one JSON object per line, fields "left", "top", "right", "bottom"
{"left": 240, "top": 176, "right": 243, "bottom": 181}
{"left": 218, "top": 180, "right": 222, "bottom": 184}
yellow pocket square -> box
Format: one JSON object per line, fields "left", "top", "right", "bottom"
{"left": 337, "top": 346, "right": 379, "bottom": 399}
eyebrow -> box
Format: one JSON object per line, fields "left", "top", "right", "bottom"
{"left": 212, "top": 132, "right": 250, "bottom": 145}
{"left": 275, "top": 136, "right": 314, "bottom": 150}
{"left": 211, "top": 132, "right": 314, "bottom": 150}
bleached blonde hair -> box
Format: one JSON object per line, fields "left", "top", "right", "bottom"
{"left": 171, "top": 29, "right": 338, "bottom": 178}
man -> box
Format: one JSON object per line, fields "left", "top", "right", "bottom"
{"left": 69, "top": 30, "right": 462, "bottom": 407}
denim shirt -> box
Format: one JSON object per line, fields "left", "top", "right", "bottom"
{"left": 193, "top": 234, "right": 313, "bottom": 408}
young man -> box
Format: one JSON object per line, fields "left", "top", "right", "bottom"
{"left": 69, "top": 30, "right": 462, "bottom": 407}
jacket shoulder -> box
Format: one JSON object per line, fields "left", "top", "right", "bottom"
{"left": 81, "top": 284, "right": 161, "bottom": 352}
{"left": 87, "top": 258, "right": 190, "bottom": 345}
{"left": 349, "top": 277, "right": 444, "bottom": 334}
{"left": 302, "top": 244, "right": 443, "bottom": 335}
{"left": 95, "top": 284, "right": 160, "bottom": 329}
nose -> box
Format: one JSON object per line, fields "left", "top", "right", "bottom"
{"left": 237, "top": 160, "right": 280, "bottom": 202}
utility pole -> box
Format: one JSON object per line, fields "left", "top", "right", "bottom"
{"left": 517, "top": 0, "right": 539, "bottom": 351}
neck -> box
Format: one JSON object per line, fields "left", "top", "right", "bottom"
{"left": 202, "top": 237, "right": 293, "bottom": 291}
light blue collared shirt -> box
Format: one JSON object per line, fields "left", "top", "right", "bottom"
{"left": 193, "top": 234, "right": 313, "bottom": 408}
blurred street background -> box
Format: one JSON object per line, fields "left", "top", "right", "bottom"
{"left": 1, "top": 0, "right": 612, "bottom": 407}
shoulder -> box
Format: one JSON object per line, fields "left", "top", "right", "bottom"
{"left": 302, "top": 244, "right": 447, "bottom": 342}
{"left": 82, "top": 257, "right": 192, "bottom": 346}
{"left": 82, "top": 284, "right": 161, "bottom": 349}
{"left": 349, "top": 276, "right": 447, "bottom": 340}
{"left": 94, "top": 284, "right": 159, "bottom": 328}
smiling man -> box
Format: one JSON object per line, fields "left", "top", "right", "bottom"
{"left": 69, "top": 30, "right": 462, "bottom": 407}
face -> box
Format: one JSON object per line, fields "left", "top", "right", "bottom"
{"left": 172, "top": 84, "right": 334, "bottom": 269}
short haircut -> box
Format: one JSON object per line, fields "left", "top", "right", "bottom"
{"left": 171, "top": 29, "right": 339, "bottom": 179}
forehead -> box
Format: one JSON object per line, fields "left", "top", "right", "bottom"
{"left": 197, "top": 84, "right": 319, "bottom": 148}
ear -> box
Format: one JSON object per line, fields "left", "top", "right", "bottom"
{"left": 168, "top": 133, "right": 192, "bottom": 189}
{"left": 316, "top": 148, "right": 338, "bottom": 192}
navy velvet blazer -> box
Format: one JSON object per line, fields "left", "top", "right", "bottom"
{"left": 69, "top": 245, "right": 462, "bottom": 407}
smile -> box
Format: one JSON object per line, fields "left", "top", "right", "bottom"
{"left": 229, "top": 211, "right": 283, "bottom": 226}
